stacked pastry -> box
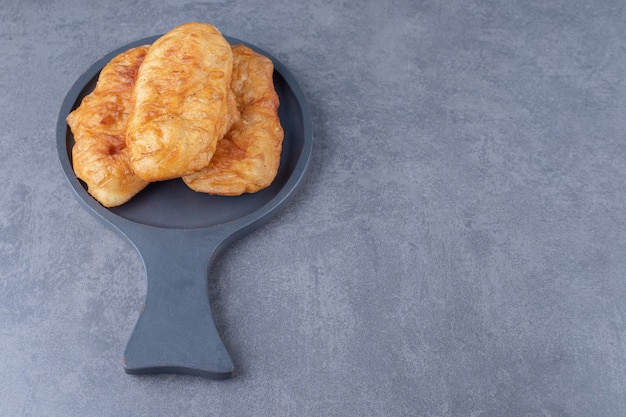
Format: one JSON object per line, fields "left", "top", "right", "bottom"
{"left": 67, "top": 22, "right": 284, "bottom": 207}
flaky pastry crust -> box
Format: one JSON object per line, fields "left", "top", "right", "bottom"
{"left": 183, "top": 44, "right": 284, "bottom": 195}
{"left": 126, "top": 22, "right": 235, "bottom": 182}
{"left": 67, "top": 45, "right": 150, "bottom": 207}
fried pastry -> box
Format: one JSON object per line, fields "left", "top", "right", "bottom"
{"left": 183, "top": 44, "right": 284, "bottom": 195}
{"left": 67, "top": 45, "right": 150, "bottom": 207}
{"left": 126, "top": 22, "right": 235, "bottom": 182}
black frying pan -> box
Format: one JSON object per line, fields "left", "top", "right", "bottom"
{"left": 56, "top": 35, "right": 312, "bottom": 379}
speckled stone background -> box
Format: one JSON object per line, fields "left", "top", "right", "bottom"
{"left": 2, "top": 0, "right": 626, "bottom": 416}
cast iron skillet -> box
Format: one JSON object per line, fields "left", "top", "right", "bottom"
{"left": 56, "top": 35, "right": 312, "bottom": 379}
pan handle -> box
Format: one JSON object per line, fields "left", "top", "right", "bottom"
{"left": 121, "top": 227, "right": 235, "bottom": 379}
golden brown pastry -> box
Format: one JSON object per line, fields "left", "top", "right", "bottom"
{"left": 126, "top": 22, "right": 235, "bottom": 182}
{"left": 183, "top": 44, "right": 284, "bottom": 195}
{"left": 67, "top": 45, "right": 150, "bottom": 207}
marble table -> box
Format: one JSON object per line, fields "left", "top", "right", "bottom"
{"left": 2, "top": 0, "right": 626, "bottom": 415}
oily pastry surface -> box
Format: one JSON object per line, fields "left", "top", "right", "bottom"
{"left": 183, "top": 44, "right": 284, "bottom": 195}
{"left": 67, "top": 45, "right": 150, "bottom": 207}
{"left": 126, "top": 22, "right": 235, "bottom": 182}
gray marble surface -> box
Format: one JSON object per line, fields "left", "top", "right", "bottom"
{"left": 2, "top": 0, "right": 626, "bottom": 415}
